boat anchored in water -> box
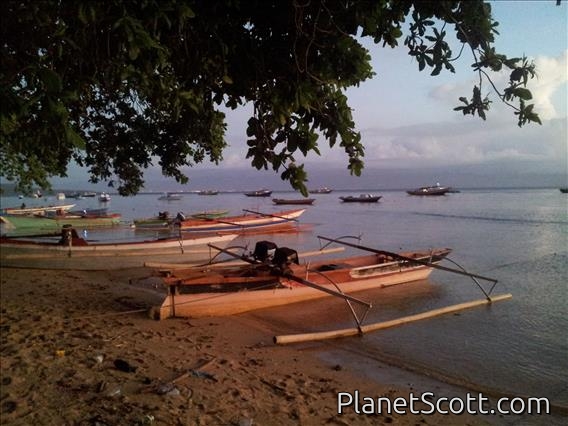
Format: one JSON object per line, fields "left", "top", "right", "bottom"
{"left": 407, "top": 183, "right": 451, "bottom": 196}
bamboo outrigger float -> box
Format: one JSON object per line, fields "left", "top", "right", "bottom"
{"left": 155, "top": 235, "right": 511, "bottom": 344}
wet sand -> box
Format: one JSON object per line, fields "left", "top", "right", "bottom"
{"left": 0, "top": 266, "right": 499, "bottom": 425}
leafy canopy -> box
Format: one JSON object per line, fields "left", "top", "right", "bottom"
{"left": 0, "top": 0, "right": 541, "bottom": 195}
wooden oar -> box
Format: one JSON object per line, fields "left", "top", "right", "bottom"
{"left": 208, "top": 243, "right": 371, "bottom": 308}
{"left": 242, "top": 209, "right": 300, "bottom": 223}
{"left": 317, "top": 235, "right": 498, "bottom": 284}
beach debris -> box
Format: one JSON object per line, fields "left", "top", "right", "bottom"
{"left": 107, "top": 387, "right": 121, "bottom": 397}
{"left": 156, "top": 382, "right": 177, "bottom": 395}
{"left": 140, "top": 415, "right": 155, "bottom": 425}
{"left": 190, "top": 369, "right": 217, "bottom": 381}
{"left": 114, "top": 358, "right": 137, "bottom": 373}
{"left": 238, "top": 418, "right": 254, "bottom": 426}
{"left": 55, "top": 349, "right": 65, "bottom": 357}
{"left": 94, "top": 354, "right": 104, "bottom": 364}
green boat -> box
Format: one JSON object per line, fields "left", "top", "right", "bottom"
{"left": 1, "top": 213, "right": 122, "bottom": 235}
{"left": 190, "top": 209, "right": 229, "bottom": 219}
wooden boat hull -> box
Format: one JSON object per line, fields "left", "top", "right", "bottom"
{"left": 177, "top": 209, "right": 305, "bottom": 233}
{"left": 190, "top": 210, "right": 229, "bottom": 219}
{"left": 133, "top": 218, "right": 171, "bottom": 229}
{"left": 2, "top": 204, "right": 76, "bottom": 215}
{"left": 1, "top": 213, "right": 122, "bottom": 232}
{"left": 272, "top": 199, "right": 315, "bottom": 205}
{"left": 0, "top": 233, "right": 238, "bottom": 270}
{"left": 340, "top": 196, "right": 382, "bottom": 203}
{"left": 158, "top": 248, "right": 451, "bottom": 318}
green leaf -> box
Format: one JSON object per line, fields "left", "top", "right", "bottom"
{"left": 514, "top": 88, "right": 532, "bottom": 101}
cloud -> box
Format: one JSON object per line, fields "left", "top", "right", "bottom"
{"left": 529, "top": 50, "right": 568, "bottom": 120}
{"left": 357, "top": 116, "right": 567, "bottom": 168}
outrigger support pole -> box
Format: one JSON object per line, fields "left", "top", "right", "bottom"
{"left": 317, "top": 235, "right": 499, "bottom": 285}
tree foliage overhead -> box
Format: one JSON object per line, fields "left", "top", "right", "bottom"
{"left": 0, "top": 0, "right": 542, "bottom": 195}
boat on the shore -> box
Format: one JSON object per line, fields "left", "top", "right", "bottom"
{"left": 157, "top": 239, "right": 452, "bottom": 318}
{"left": 0, "top": 228, "right": 239, "bottom": 270}
{"left": 244, "top": 189, "right": 272, "bottom": 197}
{"left": 175, "top": 209, "right": 306, "bottom": 234}
{"left": 133, "top": 211, "right": 172, "bottom": 229}
{"left": 2, "top": 204, "right": 76, "bottom": 216}
{"left": 339, "top": 194, "right": 382, "bottom": 203}
{"left": 190, "top": 209, "right": 230, "bottom": 219}
{"left": 272, "top": 198, "right": 315, "bottom": 205}
{"left": 407, "top": 184, "right": 451, "bottom": 196}
{"left": 1, "top": 212, "right": 122, "bottom": 234}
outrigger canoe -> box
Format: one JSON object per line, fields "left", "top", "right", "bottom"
{"left": 175, "top": 209, "right": 306, "bottom": 234}
{"left": 157, "top": 240, "right": 452, "bottom": 318}
{"left": 2, "top": 203, "right": 76, "bottom": 215}
{"left": 1, "top": 212, "right": 122, "bottom": 234}
{"left": 0, "top": 228, "right": 239, "bottom": 270}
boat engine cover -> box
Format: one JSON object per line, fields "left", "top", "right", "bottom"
{"left": 253, "top": 241, "right": 278, "bottom": 262}
{"left": 273, "top": 247, "right": 299, "bottom": 266}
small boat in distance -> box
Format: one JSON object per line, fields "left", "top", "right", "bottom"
{"left": 560, "top": 188, "right": 568, "bottom": 194}
{"left": 99, "top": 192, "right": 111, "bottom": 202}
{"left": 158, "top": 192, "right": 182, "bottom": 201}
{"left": 407, "top": 183, "right": 451, "bottom": 196}
{"left": 272, "top": 198, "right": 315, "bottom": 205}
{"left": 310, "top": 187, "right": 332, "bottom": 194}
{"left": 339, "top": 194, "right": 382, "bottom": 203}
{"left": 197, "top": 190, "right": 219, "bottom": 196}
{"left": 244, "top": 189, "right": 272, "bottom": 197}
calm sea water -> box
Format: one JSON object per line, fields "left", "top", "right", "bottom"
{"left": 2, "top": 188, "right": 567, "bottom": 409}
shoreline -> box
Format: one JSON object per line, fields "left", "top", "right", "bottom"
{"left": 0, "top": 266, "right": 562, "bottom": 425}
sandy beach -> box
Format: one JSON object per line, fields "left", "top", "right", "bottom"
{"left": 0, "top": 266, "right": 522, "bottom": 425}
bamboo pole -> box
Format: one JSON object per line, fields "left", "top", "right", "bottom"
{"left": 317, "top": 235, "right": 498, "bottom": 283}
{"left": 274, "top": 293, "right": 512, "bottom": 345}
{"left": 144, "top": 246, "right": 346, "bottom": 270}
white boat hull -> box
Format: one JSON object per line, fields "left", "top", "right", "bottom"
{"left": 158, "top": 264, "right": 436, "bottom": 318}
{"left": 0, "top": 234, "right": 238, "bottom": 270}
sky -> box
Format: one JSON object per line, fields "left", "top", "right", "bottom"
{"left": 218, "top": 1, "right": 568, "bottom": 176}
{"left": 48, "top": 1, "right": 567, "bottom": 190}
